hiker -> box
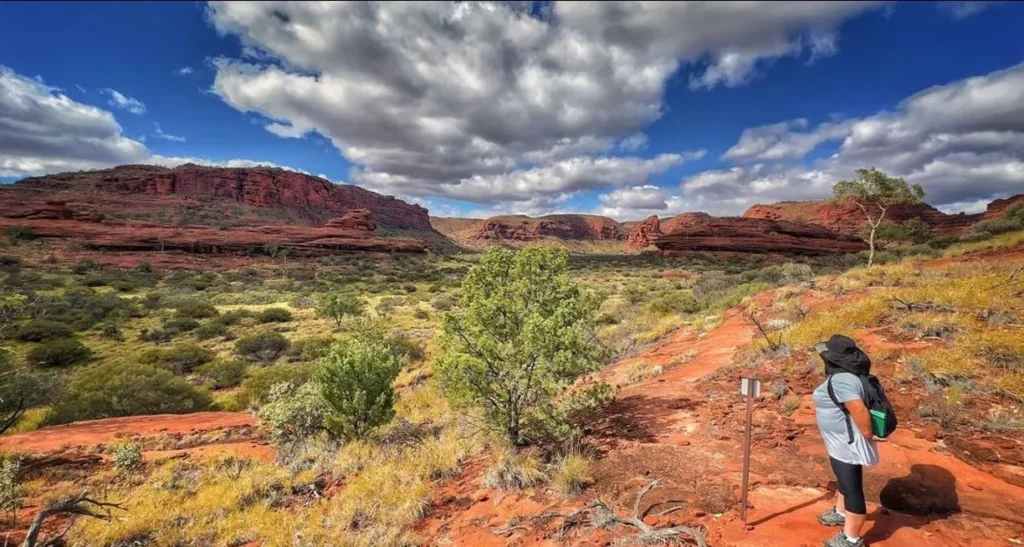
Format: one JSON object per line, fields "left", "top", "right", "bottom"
{"left": 812, "top": 335, "right": 880, "bottom": 547}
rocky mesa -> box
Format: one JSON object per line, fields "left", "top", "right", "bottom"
{"left": 431, "top": 214, "right": 625, "bottom": 248}
{"left": 742, "top": 195, "right": 1024, "bottom": 236}
{"left": 1, "top": 163, "right": 432, "bottom": 231}
{"left": 650, "top": 215, "right": 868, "bottom": 254}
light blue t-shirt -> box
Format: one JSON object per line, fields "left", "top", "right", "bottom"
{"left": 813, "top": 372, "right": 879, "bottom": 466}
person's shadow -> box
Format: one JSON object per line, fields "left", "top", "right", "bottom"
{"left": 866, "top": 464, "right": 960, "bottom": 543}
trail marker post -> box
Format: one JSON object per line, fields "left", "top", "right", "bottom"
{"left": 739, "top": 376, "right": 760, "bottom": 525}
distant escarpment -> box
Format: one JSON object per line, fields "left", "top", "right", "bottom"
{"left": 0, "top": 164, "right": 439, "bottom": 256}
{"left": 742, "top": 195, "right": 1024, "bottom": 237}
{"left": 431, "top": 214, "right": 624, "bottom": 249}
{"left": 2, "top": 163, "right": 432, "bottom": 231}
{"left": 621, "top": 214, "right": 866, "bottom": 255}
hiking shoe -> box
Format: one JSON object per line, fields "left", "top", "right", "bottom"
{"left": 816, "top": 507, "right": 846, "bottom": 527}
{"left": 823, "top": 532, "right": 864, "bottom": 547}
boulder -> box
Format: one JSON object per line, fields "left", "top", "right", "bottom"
{"left": 326, "top": 209, "right": 376, "bottom": 232}
{"left": 624, "top": 215, "right": 664, "bottom": 250}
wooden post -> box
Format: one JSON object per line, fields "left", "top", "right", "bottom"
{"left": 740, "top": 380, "right": 755, "bottom": 525}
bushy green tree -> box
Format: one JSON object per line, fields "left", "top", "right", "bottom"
{"left": 316, "top": 337, "right": 403, "bottom": 440}
{"left": 257, "top": 382, "right": 328, "bottom": 448}
{"left": 47, "top": 362, "right": 211, "bottom": 424}
{"left": 1, "top": 348, "right": 48, "bottom": 434}
{"left": 235, "top": 331, "right": 290, "bottom": 363}
{"left": 14, "top": 319, "right": 73, "bottom": 342}
{"left": 834, "top": 168, "right": 925, "bottom": 268}
{"left": 194, "top": 359, "right": 247, "bottom": 389}
{"left": 316, "top": 294, "right": 363, "bottom": 327}
{"left": 26, "top": 339, "right": 92, "bottom": 368}
{"left": 258, "top": 307, "right": 293, "bottom": 323}
{"left": 435, "top": 248, "right": 609, "bottom": 445}
{"left": 237, "top": 363, "right": 313, "bottom": 407}
{"left": 140, "top": 344, "right": 215, "bottom": 374}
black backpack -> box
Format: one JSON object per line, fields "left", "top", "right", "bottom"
{"left": 827, "top": 373, "right": 898, "bottom": 443}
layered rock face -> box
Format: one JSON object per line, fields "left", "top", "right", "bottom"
{"left": 654, "top": 215, "right": 868, "bottom": 255}
{"left": 0, "top": 213, "right": 425, "bottom": 255}
{"left": 983, "top": 194, "right": 1024, "bottom": 220}
{"left": 743, "top": 198, "right": 982, "bottom": 236}
{"left": 3, "top": 164, "right": 431, "bottom": 231}
{"left": 432, "top": 214, "right": 625, "bottom": 247}
{"left": 624, "top": 215, "right": 663, "bottom": 249}
{"left": 0, "top": 165, "right": 436, "bottom": 256}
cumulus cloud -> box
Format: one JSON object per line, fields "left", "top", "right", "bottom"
{"left": 721, "top": 118, "right": 853, "bottom": 162}
{"left": 938, "top": 2, "right": 1001, "bottom": 19}
{"left": 174, "top": 66, "right": 194, "bottom": 76}
{"left": 153, "top": 123, "right": 186, "bottom": 143}
{"left": 205, "top": 1, "right": 878, "bottom": 205}
{"left": 676, "top": 62, "right": 1024, "bottom": 215}
{"left": 102, "top": 88, "right": 146, "bottom": 114}
{"left": 619, "top": 133, "right": 649, "bottom": 152}
{"left": 1, "top": 67, "right": 150, "bottom": 176}
{"left": 0, "top": 66, "right": 307, "bottom": 180}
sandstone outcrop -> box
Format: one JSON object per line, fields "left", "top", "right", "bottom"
{"left": 655, "top": 215, "right": 868, "bottom": 255}
{"left": 2, "top": 164, "right": 431, "bottom": 231}
{"left": 982, "top": 194, "right": 1024, "bottom": 220}
{"left": 432, "top": 214, "right": 625, "bottom": 247}
{"left": 743, "top": 198, "right": 982, "bottom": 236}
{"left": 326, "top": 209, "right": 376, "bottom": 232}
{"left": 0, "top": 217, "right": 425, "bottom": 255}
{"left": 624, "top": 215, "right": 663, "bottom": 250}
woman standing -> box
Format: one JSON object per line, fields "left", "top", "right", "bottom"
{"left": 812, "top": 335, "right": 879, "bottom": 547}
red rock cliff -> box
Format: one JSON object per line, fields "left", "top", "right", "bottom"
{"left": 655, "top": 215, "right": 868, "bottom": 255}
{"left": 742, "top": 198, "right": 980, "bottom": 236}
{"left": 4, "top": 164, "right": 432, "bottom": 231}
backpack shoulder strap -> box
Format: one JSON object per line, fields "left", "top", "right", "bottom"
{"left": 827, "top": 375, "right": 855, "bottom": 444}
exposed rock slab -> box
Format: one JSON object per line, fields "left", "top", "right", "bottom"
{"left": 743, "top": 198, "right": 983, "bottom": 236}
{"left": 655, "top": 215, "right": 868, "bottom": 255}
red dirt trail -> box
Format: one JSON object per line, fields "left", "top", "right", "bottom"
{"left": 0, "top": 411, "right": 256, "bottom": 454}
{"left": 421, "top": 304, "right": 1024, "bottom": 545}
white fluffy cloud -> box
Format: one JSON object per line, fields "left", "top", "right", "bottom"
{"left": 206, "top": 1, "right": 878, "bottom": 204}
{"left": 102, "top": 88, "right": 146, "bottom": 114}
{"left": 153, "top": 123, "right": 186, "bottom": 143}
{"left": 0, "top": 68, "right": 150, "bottom": 176}
{"left": 721, "top": 118, "right": 853, "bottom": 162}
{"left": 674, "top": 62, "right": 1024, "bottom": 216}
{"left": 0, "top": 66, "right": 305, "bottom": 179}
{"left": 174, "top": 67, "right": 194, "bottom": 76}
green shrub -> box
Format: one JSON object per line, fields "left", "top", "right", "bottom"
{"left": 973, "top": 218, "right": 1021, "bottom": 235}
{"left": 257, "top": 382, "right": 328, "bottom": 448}
{"left": 140, "top": 344, "right": 215, "bottom": 374}
{"left": 431, "top": 294, "right": 457, "bottom": 311}
{"left": 435, "top": 248, "right": 608, "bottom": 445}
{"left": 258, "top": 307, "right": 293, "bottom": 323}
{"left": 316, "top": 294, "right": 363, "bottom": 327}
{"left": 14, "top": 319, "right": 73, "bottom": 342}
{"left": 646, "top": 291, "right": 700, "bottom": 316}
{"left": 193, "top": 321, "right": 228, "bottom": 341}
{"left": 1004, "top": 202, "right": 1024, "bottom": 226}
{"left": 173, "top": 299, "right": 219, "bottom": 319}
{"left": 99, "top": 322, "right": 124, "bottom": 341}
{"left": 235, "top": 331, "right": 290, "bottom": 363}
{"left": 375, "top": 296, "right": 403, "bottom": 316}
{"left": 26, "top": 339, "right": 92, "bottom": 368}
{"left": 194, "top": 359, "right": 247, "bottom": 389}
{"left": 113, "top": 442, "right": 143, "bottom": 471}
{"left": 286, "top": 335, "right": 336, "bottom": 362}
{"left": 162, "top": 316, "right": 200, "bottom": 334}
{"left": 138, "top": 328, "right": 174, "bottom": 343}
{"left": 237, "top": 363, "right": 314, "bottom": 407}
{"left": 0, "top": 458, "right": 24, "bottom": 514}
{"left": 211, "top": 309, "right": 252, "bottom": 327}
{"left": 47, "top": 362, "right": 211, "bottom": 424}
{"left": 4, "top": 225, "right": 37, "bottom": 244}
{"left": 71, "top": 259, "right": 95, "bottom": 274}
{"left": 0, "top": 255, "right": 22, "bottom": 274}
{"left": 317, "top": 336, "right": 403, "bottom": 440}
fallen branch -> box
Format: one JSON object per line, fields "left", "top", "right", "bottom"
{"left": 21, "top": 491, "right": 123, "bottom": 547}
{"left": 746, "top": 313, "right": 783, "bottom": 352}
{"left": 556, "top": 479, "right": 707, "bottom": 546}
{"left": 988, "top": 265, "right": 1024, "bottom": 290}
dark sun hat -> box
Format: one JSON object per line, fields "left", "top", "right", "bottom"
{"left": 816, "top": 334, "right": 871, "bottom": 375}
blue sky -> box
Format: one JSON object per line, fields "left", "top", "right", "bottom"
{"left": 2, "top": 2, "right": 1023, "bottom": 219}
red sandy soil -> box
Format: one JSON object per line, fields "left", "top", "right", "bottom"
{"left": 0, "top": 412, "right": 256, "bottom": 454}
{"left": 419, "top": 293, "right": 1024, "bottom": 545}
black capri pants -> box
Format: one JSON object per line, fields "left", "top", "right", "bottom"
{"left": 830, "top": 457, "right": 866, "bottom": 514}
